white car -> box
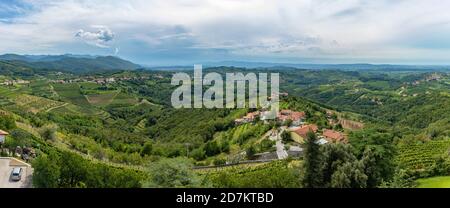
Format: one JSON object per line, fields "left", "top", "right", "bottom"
{"left": 11, "top": 167, "right": 23, "bottom": 181}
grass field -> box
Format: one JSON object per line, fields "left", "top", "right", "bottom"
{"left": 108, "top": 92, "right": 138, "bottom": 106}
{"left": 52, "top": 83, "right": 91, "bottom": 107}
{"left": 416, "top": 176, "right": 450, "bottom": 188}
{"left": 5, "top": 94, "right": 64, "bottom": 113}
{"left": 85, "top": 91, "right": 118, "bottom": 106}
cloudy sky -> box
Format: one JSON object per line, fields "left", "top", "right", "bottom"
{"left": 1, "top": 0, "right": 450, "bottom": 65}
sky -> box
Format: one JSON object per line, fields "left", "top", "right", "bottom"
{"left": 1, "top": 0, "right": 450, "bottom": 66}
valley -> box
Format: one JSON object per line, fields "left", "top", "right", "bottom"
{"left": 0, "top": 57, "right": 449, "bottom": 188}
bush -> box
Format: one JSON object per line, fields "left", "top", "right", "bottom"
{"left": 140, "top": 141, "right": 153, "bottom": 156}
{"left": 213, "top": 158, "right": 226, "bottom": 166}
{"left": 143, "top": 157, "right": 205, "bottom": 188}
{"left": 0, "top": 114, "right": 16, "bottom": 130}
{"left": 39, "top": 124, "right": 58, "bottom": 141}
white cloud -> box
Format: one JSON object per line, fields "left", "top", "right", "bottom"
{"left": 75, "top": 25, "right": 115, "bottom": 48}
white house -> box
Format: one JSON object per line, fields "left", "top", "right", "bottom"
{"left": 0, "top": 129, "right": 8, "bottom": 144}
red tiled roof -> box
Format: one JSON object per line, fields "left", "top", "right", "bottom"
{"left": 280, "top": 110, "right": 293, "bottom": 115}
{"left": 0, "top": 129, "right": 9, "bottom": 135}
{"left": 322, "top": 129, "right": 346, "bottom": 143}
{"left": 291, "top": 111, "right": 306, "bottom": 121}
{"left": 277, "top": 110, "right": 306, "bottom": 121}
{"left": 292, "top": 124, "right": 318, "bottom": 138}
{"left": 244, "top": 111, "right": 260, "bottom": 120}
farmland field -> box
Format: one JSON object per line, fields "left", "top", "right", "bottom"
{"left": 6, "top": 94, "right": 64, "bottom": 113}
{"left": 52, "top": 83, "right": 91, "bottom": 107}
{"left": 108, "top": 92, "right": 138, "bottom": 106}
{"left": 416, "top": 176, "right": 450, "bottom": 188}
{"left": 85, "top": 91, "right": 118, "bottom": 106}
{"left": 395, "top": 139, "right": 450, "bottom": 170}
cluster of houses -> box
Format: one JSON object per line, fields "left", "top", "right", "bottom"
{"left": 50, "top": 75, "right": 152, "bottom": 85}
{"left": 234, "top": 109, "right": 306, "bottom": 125}
{"left": 235, "top": 109, "right": 348, "bottom": 145}
{"left": 290, "top": 124, "right": 347, "bottom": 145}
{"left": 0, "top": 79, "right": 30, "bottom": 86}
{"left": 408, "top": 73, "right": 443, "bottom": 86}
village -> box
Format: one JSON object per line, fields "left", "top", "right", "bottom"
{"left": 232, "top": 108, "right": 349, "bottom": 162}
{"left": 48, "top": 74, "right": 153, "bottom": 85}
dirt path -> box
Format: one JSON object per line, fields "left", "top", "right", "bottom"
{"left": 45, "top": 102, "right": 69, "bottom": 112}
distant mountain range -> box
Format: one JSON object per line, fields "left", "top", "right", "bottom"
{"left": 1, "top": 54, "right": 449, "bottom": 73}
{"left": 146, "top": 61, "right": 450, "bottom": 72}
{"left": 0, "top": 54, "right": 141, "bottom": 73}
{"left": 202, "top": 61, "right": 450, "bottom": 71}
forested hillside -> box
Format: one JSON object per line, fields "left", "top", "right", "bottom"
{"left": 0, "top": 63, "right": 449, "bottom": 188}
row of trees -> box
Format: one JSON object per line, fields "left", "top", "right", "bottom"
{"left": 302, "top": 130, "right": 395, "bottom": 188}
{"left": 32, "top": 150, "right": 144, "bottom": 188}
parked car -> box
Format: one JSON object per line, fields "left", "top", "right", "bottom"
{"left": 11, "top": 167, "right": 22, "bottom": 181}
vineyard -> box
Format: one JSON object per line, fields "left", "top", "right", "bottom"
{"left": 202, "top": 160, "right": 301, "bottom": 188}
{"left": 396, "top": 139, "right": 450, "bottom": 170}
{"left": 9, "top": 94, "right": 64, "bottom": 113}
{"left": 85, "top": 91, "right": 119, "bottom": 106}
{"left": 52, "top": 83, "right": 91, "bottom": 107}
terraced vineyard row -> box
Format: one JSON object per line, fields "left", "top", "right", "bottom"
{"left": 396, "top": 139, "right": 450, "bottom": 170}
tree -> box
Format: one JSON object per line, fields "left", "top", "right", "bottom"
{"left": 39, "top": 124, "right": 58, "bottom": 141}
{"left": 246, "top": 146, "right": 256, "bottom": 160}
{"left": 379, "top": 169, "right": 415, "bottom": 188}
{"left": 283, "top": 119, "right": 293, "bottom": 127}
{"left": 0, "top": 114, "right": 16, "bottom": 130}
{"left": 140, "top": 141, "right": 153, "bottom": 156}
{"left": 204, "top": 140, "right": 220, "bottom": 156}
{"left": 349, "top": 129, "right": 396, "bottom": 187}
{"left": 32, "top": 151, "right": 61, "bottom": 188}
{"left": 281, "top": 130, "right": 291, "bottom": 143}
{"left": 59, "top": 151, "right": 88, "bottom": 187}
{"left": 301, "top": 131, "right": 323, "bottom": 188}
{"left": 32, "top": 150, "right": 142, "bottom": 188}
{"left": 190, "top": 147, "right": 206, "bottom": 161}
{"left": 143, "top": 157, "right": 203, "bottom": 188}
{"left": 331, "top": 160, "right": 367, "bottom": 188}
{"left": 320, "top": 143, "right": 367, "bottom": 188}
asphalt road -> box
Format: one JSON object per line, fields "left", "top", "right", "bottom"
{"left": 274, "top": 127, "right": 288, "bottom": 159}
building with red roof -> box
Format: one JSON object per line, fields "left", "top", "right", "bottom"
{"left": 290, "top": 124, "right": 319, "bottom": 143}
{"left": 277, "top": 110, "right": 306, "bottom": 125}
{"left": 322, "top": 129, "right": 347, "bottom": 143}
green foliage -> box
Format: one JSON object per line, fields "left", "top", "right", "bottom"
{"left": 213, "top": 158, "right": 226, "bottom": 166}
{"left": 204, "top": 140, "right": 221, "bottom": 157}
{"left": 3, "top": 66, "right": 449, "bottom": 188}
{"left": 5, "top": 129, "right": 34, "bottom": 148}
{"left": 396, "top": 139, "right": 450, "bottom": 171}
{"left": 205, "top": 161, "right": 301, "bottom": 188}
{"left": 143, "top": 157, "right": 204, "bottom": 188}
{"left": 246, "top": 146, "right": 256, "bottom": 160}
{"left": 281, "top": 130, "right": 291, "bottom": 143}
{"left": 301, "top": 131, "right": 323, "bottom": 188}
{"left": 31, "top": 151, "right": 61, "bottom": 188}
{"left": 349, "top": 128, "right": 396, "bottom": 186}
{"left": 321, "top": 143, "right": 367, "bottom": 188}
{"left": 0, "top": 114, "right": 16, "bottom": 130}
{"left": 258, "top": 138, "right": 276, "bottom": 153}
{"left": 302, "top": 134, "right": 389, "bottom": 188}
{"left": 379, "top": 169, "right": 416, "bottom": 188}
{"left": 32, "top": 151, "right": 143, "bottom": 188}
{"left": 140, "top": 141, "right": 153, "bottom": 156}
{"left": 39, "top": 124, "right": 58, "bottom": 141}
